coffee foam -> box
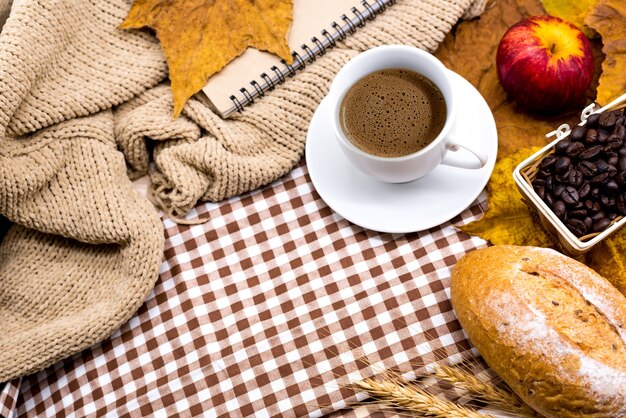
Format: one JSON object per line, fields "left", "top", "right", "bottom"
{"left": 339, "top": 69, "right": 447, "bottom": 158}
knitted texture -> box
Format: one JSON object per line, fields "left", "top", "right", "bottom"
{"left": 0, "top": 0, "right": 486, "bottom": 382}
{"left": 0, "top": 0, "right": 167, "bottom": 382}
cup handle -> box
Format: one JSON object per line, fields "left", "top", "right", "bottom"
{"left": 441, "top": 132, "right": 488, "bottom": 170}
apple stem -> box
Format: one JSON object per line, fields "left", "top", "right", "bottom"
{"left": 550, "top": 42, "right": 556, "bottom": 54}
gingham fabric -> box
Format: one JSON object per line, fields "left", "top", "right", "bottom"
{"left": 0, "top": 381, "right": 19, "bottom": 418}
{"left": 1, "top": 162, "right": 490, "bottom": 417}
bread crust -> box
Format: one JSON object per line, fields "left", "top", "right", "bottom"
{"left": 451, "top": 245, "right": 626, "bottom": 418}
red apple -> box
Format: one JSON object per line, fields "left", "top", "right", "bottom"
{"left": 496, "top": 15, "right": 594, "bottom": 112}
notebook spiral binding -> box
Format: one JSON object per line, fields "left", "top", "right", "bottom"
{"left": 227, "top": 0, "right": 395, "bottom": 117}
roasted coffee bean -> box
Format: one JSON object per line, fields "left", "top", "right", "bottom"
{"left": 596, "top": 160, "right": 609, "bottom": 173}
{"left": 539, "top": 155, "right": 557, "bottom": 169}
{"left": 601, "top": 195, "right": 616, "bottom": 207}
{"left": 609, "top": 212, "right": 619, "bottom": 220}
{"left": 592, "top": 210, "right": 606, "bottom": 221}
{"left": 555, "top": 139, "right": 571, "bottom": 154}
{"left": 567, "top": 218, "right": 587, "bottom": 236}
{"left": 586, "top": 113, "right": 600, "bottom": 127}
{"left": 573, "top": 201, "right": 584, "bottom": 210}
{"left": 554, "top": 184, "right": 565, "bottom": 197}
{"left": 567, "top": 170, "right": 584, "bottom": 187}
{"left": 555, "top": 156, "right": 572, "bottom": 174}
{"left": 570, "top": 125, "right": 586, "bottom": 141}
{"left": 616, "top": 116, "right": 626, "bottom": 128}
{"left": 620, "top": 148, "right": 626, "bottom": 157}
{"left": 537, "top": 169, "right": 551, "bottom": 179}
{"left": 578, "top": 182, "right": 591, "bottom": 198}
{"left": 584, "top": 199, "right": 601, "bottom": 214}
{"left": 600, "top": 110, "right": 620, "bottom": 129}
{"left": 607, "top": 165, "right": 618, "bottom": 178}
{"left": 618, "top": 194, "right": 626, "bottom": 215}
{"left": 591, "top": 187, "right": 600, "bottom": 198}
{"left": 590, "top": 172, "right": 609, "bottom": 184}
{"left": 585, "top": 129, "right": 598, "bottom": 144}
{"left": 584, "top": 216, "right": 593, "bottom": 230}
{"left": 533, "top": 184, "right": 546, "bottom": 200}
{"left": 591, "top": 201, "right": 602, "bottom": 213}
{"left": 606, "top": 135, "right": 623, "bottom": 150}
{"left": 593, "top": 217, "right": 611, "bottom": 232}
{"left": 562, "top": 186, "right": 579, "bottom": 205}
{"left": 545, "top": 176, "right": 555, "bottom": 191}
{"left": 545, "top": 192, "right": 555, "bottom": 206}
{"left": 598, "top": 129, "right": 610, "bottom": 143}
{"left": 580, "top": 145, "right": 603, "bottom": 160}
{"left": 565, "top": 216, "right": 585, "bottom": 229}
{"left": 570, "top": 208, "right": 587, "bottom": 218}
{"left": 619, "top": 156, "right": 626, "bottom": 173}
{"left": 618, "top": 172, "right": 626, "bottom": 187}
{"left": 606, "top": 179, "right": 620, "bottom": 194}
{"left": 609, "top": 155, "right": 619, "bottom": 167}
{"left": 553, "top": 200, "right": 567, "bottom": 219}
{"left": 580, "top": 160, "right": 598, "bottom": 177}
{"left": 557, "top": 171, "right": 572, "bottom": 184}
{"left": 599, "top": 195, "right": 608, "bottom": 206}
{"left": 614, "top": 125, "right": 626, "bottom": 140}
{"left": 566, "top": 141, "right": 585, "bottom": 157}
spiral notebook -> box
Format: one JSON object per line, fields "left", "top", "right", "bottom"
{"left": 201, "top": 0, "right": 395, "bottom": 118}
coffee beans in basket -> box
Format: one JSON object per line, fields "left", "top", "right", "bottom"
{"left": 531, "top": 108, "right": 626, "bottom": 238}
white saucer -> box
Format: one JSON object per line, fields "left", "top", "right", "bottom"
{"left": 305, "top": 69, "right": 498, "bottom": 234}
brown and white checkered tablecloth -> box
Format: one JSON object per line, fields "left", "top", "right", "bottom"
{"left": 0, "top": 161, "right": 490, "bottom": 417}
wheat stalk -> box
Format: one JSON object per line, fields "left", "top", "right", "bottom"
{"left": 354, "top": 377, "right": 491, "bottom": 418}
{"left": 430, "top": 364, "right": 538, "bottom": 417}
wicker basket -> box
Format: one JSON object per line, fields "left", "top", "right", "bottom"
{"left": 513, "top": 93, "right": 626, "bottom": 257}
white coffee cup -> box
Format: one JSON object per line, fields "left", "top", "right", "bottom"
{"left": 327, "top": 45, "right": 488, "bottom": 183}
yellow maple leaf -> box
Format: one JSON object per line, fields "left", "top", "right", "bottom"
{"left": 585, "top": 0, "right": 626, "bottom": 106}
{"left": 586, "top": 237, "right": 626, "bottom": 296}
{"left": 459, "top": 147, "right": 554, "bottom": 247}
{"left": 541, "top": 0, "right": 599, "bottom": 38}
{"left": 120, "top": 0, "right": 294, "bottom": 117}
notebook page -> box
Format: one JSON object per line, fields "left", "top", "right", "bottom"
{"left": 201, "top": 0, "right": 358, "bottom": 116}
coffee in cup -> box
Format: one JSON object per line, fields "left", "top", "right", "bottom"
{"left": 339, "top": 68, "right": 446, "bottom": 158}
{"left": 328, "top": 45, "right": 488, "bottom": 183}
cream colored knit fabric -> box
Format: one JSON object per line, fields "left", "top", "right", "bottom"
{"left": 0, "top": 0, "right": 167, "bottom": 382}
{"left": 0, "top": 0, "right": 485, "bottom": 382}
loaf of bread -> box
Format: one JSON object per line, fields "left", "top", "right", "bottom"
{"left": 451, "top": 245, "right": 626, "bottom": 418}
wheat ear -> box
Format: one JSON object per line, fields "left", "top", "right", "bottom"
{"left": 354, "top": 377, "right": 491, "bottom": 418}
{"left": 431, "top": 364, "right": 538, "bottom": 417}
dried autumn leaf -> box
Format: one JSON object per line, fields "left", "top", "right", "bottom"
{"left": 586, "top": 234, "right": 626, "bottom": 295}
{"left": 541, "top": 0, "right": 598, "bottom": 37}
{"left": 438, "top": 0, "right": 626, "bottom": 295}
{"left": 435, "top": 0, "right": 603, "bottom": 159}
{"left": 120, "top": 0, "right": 294, "bottom": 117}
{"left": 458, "top": 147, "right": 553, "bottom": 247}
{"left": 585, "top": 0, "right": 626, "bottom": 106}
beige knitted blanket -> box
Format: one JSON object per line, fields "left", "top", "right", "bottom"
{"left": 0, "top": 0, "right": 485, "bottom": 383}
